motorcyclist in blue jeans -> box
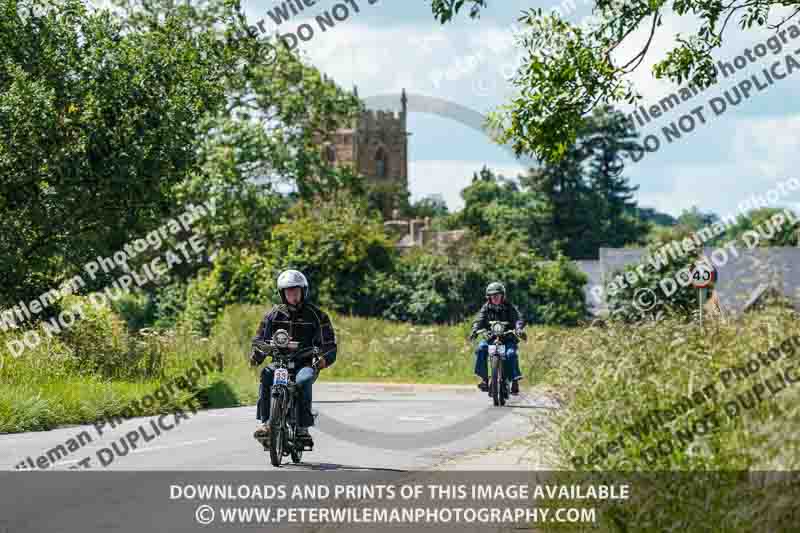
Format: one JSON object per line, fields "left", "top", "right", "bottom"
{"left": 469, "top": 282, "right": 526, "bottom": 395}
{"left": 249, "top": 270, "right": 337, "bottom": 448}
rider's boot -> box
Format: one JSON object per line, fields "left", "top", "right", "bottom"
{"left": 511, "top": 380, "right": 519, "bottom": 395}
{"left": 296, "top": 427, "right": 313, "bottom": 448}
{"left": 254, "top": 422, "right": 271, "bottom": 444}
{"left": 477, "top": 380, "right": 489, "bottom": 392}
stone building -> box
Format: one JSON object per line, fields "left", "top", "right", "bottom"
{"left": 383, "top": 214, "right": 468, "bottom": 253}
{"left": 321, "top": 86, "right": 410, "bottom": 217}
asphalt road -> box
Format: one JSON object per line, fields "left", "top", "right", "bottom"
{"left": 0, "top": 383, "right": 558, "bottom": 472}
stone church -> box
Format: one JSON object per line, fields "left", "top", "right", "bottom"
{"left": 321, "top": 87, "right": 409, "bottom": 217}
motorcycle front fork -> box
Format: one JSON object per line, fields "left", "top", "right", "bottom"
{"left": 272, "top": 385, "right": 299, "bottom": 439}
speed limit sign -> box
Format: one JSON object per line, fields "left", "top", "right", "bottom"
{"left": 690, "top": 263, "right": 716, "bottom": 288}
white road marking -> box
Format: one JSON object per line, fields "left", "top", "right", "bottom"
{"left": 130, "top": 437, "right": 218, "bottom": 454}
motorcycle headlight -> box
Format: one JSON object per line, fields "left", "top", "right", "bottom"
{"left": 492, "top": 323, "right": 504, "bottom": 335}
{"left": 273, "top": 329, "right": 290, "bottom": 348}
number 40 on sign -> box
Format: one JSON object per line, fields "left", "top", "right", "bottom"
{"left": 691, "top": 263, "right": 717, "bottom": 288}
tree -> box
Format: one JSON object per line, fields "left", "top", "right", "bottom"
{"left": 644, "top": 206, "right": 722, "bottom": 248}
{"left": 677, "top": 206, "right": 720, "bottom": 231}
{"left": 426, "top": 0, "right": 797, "bottom": 162}
{"left": 0, "top": 0, "right": 365, "bottom": 308}
{"left": 520, "top": 107, "right": 649, "bottom": 259}
{"left": 0, "top": 0, "right": 228, "bottom": 306}
{"left": 456, "top": 165, "right": 532, "bottom": 239}
{"left": 116, "top": 0, "right": 364, "bottom": 250}
{"left": 726, "top": 207, "right": 799, "bottom": 246}
{"left": 405, "top": 195, "right": 450, "bottom": 219}
{"left": 637, "top": 207, "right": 678, "bottom": 227}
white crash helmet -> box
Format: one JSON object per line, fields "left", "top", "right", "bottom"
{"left": 276, "top": 269, "right": 309, "bottom": 304}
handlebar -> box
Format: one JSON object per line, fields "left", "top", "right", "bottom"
{"left": 251, "top": 340, "right": 323, "bottom": 368}
{"left": 473, "top": 329, "right": 522, "bottom": 341}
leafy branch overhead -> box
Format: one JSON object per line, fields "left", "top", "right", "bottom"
{"left": 426, "top": 0, "right": 800, "bottom": 162}
{"left": 0, "top": 0, "right": 362, "bottom": 305}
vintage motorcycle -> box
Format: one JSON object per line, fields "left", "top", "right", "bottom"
{"left": 252, "top": 330, "right": 322, "bottom": 467}
{"left": 475, "top": 320, "right": 520, "bottom": 407}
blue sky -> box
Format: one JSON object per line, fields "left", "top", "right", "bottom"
{"left": 121, "top": 0, "right": 800, "bottom": 217}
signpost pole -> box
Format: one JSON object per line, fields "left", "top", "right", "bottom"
{"left": 699, "top": 288, "right": 705, "bottom": 326}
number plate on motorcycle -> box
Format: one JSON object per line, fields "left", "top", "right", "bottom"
{"left": 489, "top": 345, "right": 506, "bottom": 355}
{"left": 274, "top": 368, "right": 289, "bottom": 385}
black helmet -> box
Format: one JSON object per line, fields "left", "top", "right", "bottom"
{"left": 485, "top": 282, "right": 505, "bottom": 298}
{"left": 276, "top": 269, "right": 309, "bottom": 306}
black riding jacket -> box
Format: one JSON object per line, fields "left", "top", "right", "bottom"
{"left": 252, "top": 302, "right": 337, "bottom": 368}
{"left": 470, "top": 301, "right": 525, "bottom": 343}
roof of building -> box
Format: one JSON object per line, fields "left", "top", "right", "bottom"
{"left": 587, "top": 246, "right": 800, "bottom": 316}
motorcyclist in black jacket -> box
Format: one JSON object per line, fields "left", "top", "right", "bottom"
{"left": 469, "top": 282, "right": 526, "bottom": 395}
{"left": 249, "top": 269, "right": 337, "bottom": 447}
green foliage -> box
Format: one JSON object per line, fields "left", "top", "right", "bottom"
{"left": 109, "top": 291, "right": 157, "bottom": 333}
{"left": 526, "top": 306, "right": 800, "bottom": 529}
{"left": 363, "top": 249, "right": 485, "bottom": 323}
{"left": 726, "top": 207, "right": 799, "bottom": 247}
{"left": 178, "top": 193, "right": 395, "bottom": 335}
{"left": 1, "top": 0, "right": 364, "bottom": 307}
{"left": 265, "top": 193, "right": 397, "bottom": 313}
{"left": 362, "top": 234, "right": 587, "bottom": 326}
{"left": 404, "top": 195, "right": 450, "bottom": 219}
{"left": 181, "top": 249, "right": 275, "bottom": 336}
{"left": 469, "top": 236, "right": 588, "bottom": 326}
{"left": 426, "top": 0, "right": 789, "bottom": 163}
{"left": 0, "top": 0, "right": 229, "bottom": 306}
{"left": 677, "top": 205, "right": 720, "bottom": 232}
{"left": 455, "top": 165, "right": 531, "bottom": 239}
{"left": 637, "top": 206, "right": 678, "bottom": 227}
{"left": 521, "top": 107, "right": 649, "bottom": 259}
{"left": 151, "top": 280, "right": 190, "bottom": 329}
{"left": 607, "top": 229, "right": 707, "bottom": 322}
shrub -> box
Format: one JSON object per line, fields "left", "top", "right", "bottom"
{"left": 181, "top": 250, "right": 275, "bottom": 336}
{"left": 606, "top": 232, "right": 706, "bottom": 322}
{"left": 264, "top": 193, "right": 396, "bottom": 313}
{"left": 363, "top": 236, "right": 587, "bottom": 326}
{"left": 109, "top": 290, "right": 156, "bottom": 332}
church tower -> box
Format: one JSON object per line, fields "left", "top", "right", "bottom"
{"left": 323, "top": 88, "right": 409, "bottom": 217}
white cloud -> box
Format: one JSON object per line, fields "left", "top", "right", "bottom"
{"left": 262, "top": 4, "right": 800, "bottom": 220}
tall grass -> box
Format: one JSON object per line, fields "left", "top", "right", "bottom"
{"left": 523, "top": 306, "right": 800, "bottom": 531}
{"left": 0, "top": 300, "right": 486, "bottom": 434}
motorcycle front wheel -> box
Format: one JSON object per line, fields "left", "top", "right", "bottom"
{"left": 289, "top": 402, "right": 303, "bottom": 463}
{"left": 269, "top": 388, "right": 286, "bottom": 467}
{"left": 490, "top": 355, "right": 501, "bottom": 407}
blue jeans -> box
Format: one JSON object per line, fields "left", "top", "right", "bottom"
{"left": 257, "top": 365, "right": 317, "bottom": 427}
{"left": 475, "top": 340, "right": 522, "bottom": 382}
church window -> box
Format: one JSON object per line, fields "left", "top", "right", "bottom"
{"left": 376, "top": 147, "right": 387, "bottom": 178}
